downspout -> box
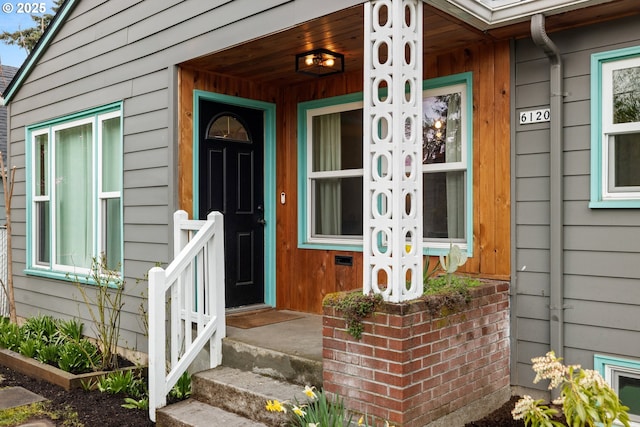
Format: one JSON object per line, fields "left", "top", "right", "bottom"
{"left": 530, "top": 14, "right": 565, "bottom": 361}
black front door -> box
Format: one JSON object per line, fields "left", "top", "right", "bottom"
{"left": 199, "top": 100, "right": 265, "bottom": 308}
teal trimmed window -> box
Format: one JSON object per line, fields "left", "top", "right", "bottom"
{"left": 594, "top": 354, "right": 640, "bottom": 425}
{"left": 26, "top": 103, "right": 123, "bottom": 279}
{"left": 297, "top": 72, "right": 473, "bottom": 255}
{"left": 590, "top": 46, "right": 640, "bottom": 208}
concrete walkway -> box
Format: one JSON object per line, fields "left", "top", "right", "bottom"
{"left": 0, "top": 386, "right": 55, "bottom": 427}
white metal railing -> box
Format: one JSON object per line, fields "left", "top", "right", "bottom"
{"left": 148, "top": 210, "right": 225, "bottom": 422}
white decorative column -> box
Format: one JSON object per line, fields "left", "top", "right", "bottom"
{"left": 363, "top": 0, "right": 423, "bottom": 302}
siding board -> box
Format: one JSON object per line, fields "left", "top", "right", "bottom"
{"left": 513, "top": 14, "right": 640, "bottom": 390}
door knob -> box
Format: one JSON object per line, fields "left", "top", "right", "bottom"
{"left": 257, "top": 218, "right": 266, "bottom": 225}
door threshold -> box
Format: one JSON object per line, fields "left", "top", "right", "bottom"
{"left": 225, "top": 303, "right": 272, "bottom": 315}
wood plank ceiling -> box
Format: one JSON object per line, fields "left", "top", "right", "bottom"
{"left": 180, "top": 1, "right": 640, "bottom": 88}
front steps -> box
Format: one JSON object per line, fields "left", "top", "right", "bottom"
{"left": 156, "top": 322, "right": 323, "bottom": 426}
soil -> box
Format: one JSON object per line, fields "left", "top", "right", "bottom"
{"left": 0, "top": 364, "right": 153, "bottom": 427}
{"left": 0, "top": 364, "right": 553, "bottom": 427}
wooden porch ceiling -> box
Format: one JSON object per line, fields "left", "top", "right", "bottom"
{"left": 180, "top": 2, "right": 640, "bottom": 88}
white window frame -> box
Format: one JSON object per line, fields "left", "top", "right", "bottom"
{"left": 26, "top": 104, "right": 123, "bottom": 280}
{"left": 421, "top": 81, "right": 470, "bottom": 253}
{"left": 590, "top": 46, "right": 640, "bottom": 208}
{"left": 305, "top": 100, "right": 364, "bottom": 247}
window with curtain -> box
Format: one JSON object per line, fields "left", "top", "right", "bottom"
{"left": 307, "top": 102, "right": 364, "bottom": 242}
{"left": 27, "top": 104, "right": 123, "bottom": 277}
{"left": 422, "top": 82, "right": 469, "bottom": 249}
{"left": 590, "top": 47, "right": 640, "bottom": 207}
{"left": 298, "top": 73, "right": 472, "bottom": 254}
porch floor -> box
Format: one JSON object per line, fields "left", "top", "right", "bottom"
{"left": 225, "top": 309, "right": 323, "bottom": 363}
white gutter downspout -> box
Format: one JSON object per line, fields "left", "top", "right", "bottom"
{"left": 531, "top": 14, "right": 566, "bottom": 363}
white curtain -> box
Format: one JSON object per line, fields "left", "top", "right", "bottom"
{"left": 55, "top": 123, "right": 93, "bottom": 269}
{"left": 313, "top": 113, "right": 342, "bottom": 235}
{"left": 445, "top": 93, "right": 464, "bottom": 239}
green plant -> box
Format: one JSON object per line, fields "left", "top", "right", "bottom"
{"left": 22, "top": 314, "right": 58, "bottom": 343}
{"left": 73, "top": 255, "right": 125, "bottom": 371}
{"left": 122, "top": 397, "right": 149, "bottom": 410}
{"left": 266, "top": 386, "right": 353, "bottom": 427}
{"left": 266, "top": 386, "right": 395, "bottom": 427}
{"left": 58, "top": 339, "right": 100, "bottom": 373}
{"left": 0, "top": 318, "right": 21, "bottom": 350}
{"left": 169, "top": 371, "right": 192, "bottom": 400}
{"left": 35, "top": 342, "right": 59, "bottom": 365}
{"left": 57, "top": 318, "right": 84, "bottom": 343}
{"left": 18, "top": 338, "right": 39, "bottom": 358}
{"left": 512, "top": 351, "right": 630, "bottom": 427}
{"left": 98, "top": 369, "right": 146, "bottom": 398}
{"left": 323, "top": 292, "right": 383, "bottom": 340}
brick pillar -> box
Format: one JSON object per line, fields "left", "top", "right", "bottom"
{"left": 323, "top": 282, "right": 510, "bottom": 427}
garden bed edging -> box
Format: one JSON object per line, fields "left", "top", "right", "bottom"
{"left": 0, "top": 348, "right": 145, "bottom": 390}
{"left": 322, "top": 281, "right": 510, "bottom": 427}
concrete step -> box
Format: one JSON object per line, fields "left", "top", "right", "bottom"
{"left": 156, "top": 398, "right": 268, "bottom": 427}
{"left": 222, "top": 336, "right": 323, "bottom": 387}
{"left": 191, "top": 366, "right": 310, "bottom": 426}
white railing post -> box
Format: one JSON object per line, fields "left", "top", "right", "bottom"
{"left": 148, "top": 266, "right": 167, "bottom": 422}
{"left": 209, "top": 211, "right": 225, "bottom": 367}
{"left": 147, "top": 210, "right": 226, "bottom": 422}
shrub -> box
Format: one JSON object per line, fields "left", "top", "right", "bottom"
{"left": 512, "top": 351, "right": 630, "bottom": 427}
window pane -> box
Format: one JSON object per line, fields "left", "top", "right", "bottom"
{"left": 103, "top": 198, "right": 121, "bottom": 271}
{"left": 613, "top": 132, "right": 640, "bottom": 187}
{"left": 423, "top": 92, "right": 462, "bottom": 164}
{"left": 423, "top": 171, "right": 465, "bottom": 240}
{"left": 55, "top": 123, "right": 93, "bottom": 269}
{"left": 35, "top": 201, "right": 49, "bottom": 265}
{"left": 35, "top": 134, "right": 48, "bottom": 197}
{"left": 313, "top": 177, "right": 363, "bottom": 236}
{"left": 312, "top": 109, "right": 363, "bottom": 172}
{"left": 612, "top": 66, "right": 640, "bottom": 124}
{"left": 208, "top": 114, "right": 250, "bottom": 142}
{"left": 619, "top": 375, "right": 640, "bottom": 419}
{"left": 102, "top": 117, "right": 121, "bottom": 192}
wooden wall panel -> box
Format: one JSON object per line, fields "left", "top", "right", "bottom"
{"left": 178, "top": 39, "right": 510, "bottom": 313}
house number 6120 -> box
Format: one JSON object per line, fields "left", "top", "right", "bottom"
{"left": 519, "top": 108, "right": 551, "bottom": 124}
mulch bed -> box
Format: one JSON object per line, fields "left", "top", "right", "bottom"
{"left": 0, "top": 364, "right": 153, "bottom": 426}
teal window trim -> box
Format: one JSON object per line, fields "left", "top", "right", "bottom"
{"left": 595, "top": 354, "right": 640, "bottom": 377}
{"left": 594, "top": 354, "right": 640, "bottom": 423}
{"left": 297, "top": 92, "right": 364, "bottom": 252}
{"left": 296, "top": 72, "right": 474, "bottom": 256}
{"left": 25, "top": 102, "right": 124, "bottom": 282}
{"left": 192, "top": 90, "right": 277, "bottom": 307}
{"left": 590, "top": 46, "right": 640, "bottom": 208}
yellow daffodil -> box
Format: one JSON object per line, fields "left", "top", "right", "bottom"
{"left": 292, "top": 405, "right": 306, "bottom": 417}
{"left": 303, "top": 385, "right": 317, "bottom": 400}
{"left": 358, "top": 415, "right": 365, "bottom": 425}
{"left": 308, "top": 424, "right": 319, "bottom": 427}
{"left": 265, "top": 399, "right": 286, "bottom": 413}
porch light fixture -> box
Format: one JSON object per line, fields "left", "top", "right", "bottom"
{"left": 295, "top": 48, "right": 344, "bottom": 77}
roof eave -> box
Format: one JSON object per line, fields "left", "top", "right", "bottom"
{"left": 425, "top": 0, "right": 616, "bottom": 30}
{"left": 2, "top": 0, "right": 79, "bottom": 104}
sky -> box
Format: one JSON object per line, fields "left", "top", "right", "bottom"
{"left": 0, "top": 0, "right": 57, "bottom": 68}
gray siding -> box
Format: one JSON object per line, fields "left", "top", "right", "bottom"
{"left": 7, "top": 0, "right": 364, "bottom": 352}
{"left": 513, "top": 14, "right": 640, "bottom": 391}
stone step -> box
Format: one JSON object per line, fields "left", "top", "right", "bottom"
{"left": 156, "top": 398, "right": 268, "bottom": 427}
{"left": 222, "top": 336, "right": 323, "bottom": 387}
{"left": 191, "top": 366, "right": 309, "bottom": 426}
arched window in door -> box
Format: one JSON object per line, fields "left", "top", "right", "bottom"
{"left": 206, "top": 113, "right": 251, "bottom": 142}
